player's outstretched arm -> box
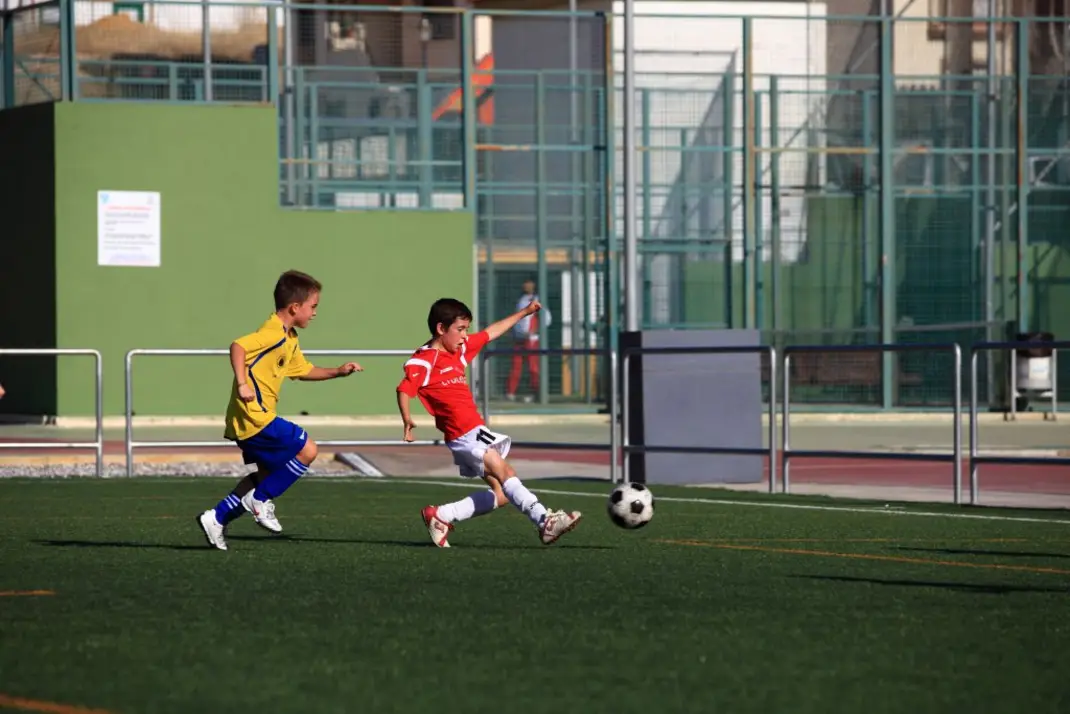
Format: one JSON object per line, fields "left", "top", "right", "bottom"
{"left": 483, "top": 300, "right": 541, "bottom": 342}
{"left": 298, "top": 363, "right": 363, "bottom": 381}
{"left": 0, "top": 382, "right": 5, "bottom": 399}
{"left": 397, "top": 392, "right": 418, "bottom": 442}
{"left": 230, "top": 343, "right": 256, "bottom": 403}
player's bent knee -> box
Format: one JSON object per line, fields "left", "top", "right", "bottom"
{"left": 298, "top": 438, "right": 319, "bottom": 465}
{"left": 482, "top": 448, "right": 513, "bottom": 482}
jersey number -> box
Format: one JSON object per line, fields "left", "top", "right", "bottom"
{"left": 476, "top": 429, "right": 495, "bottom": 445}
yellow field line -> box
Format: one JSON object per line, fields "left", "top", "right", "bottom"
{"left": 658, "top": 540, "right": 1070, "bottom": 575}
{"left": 662, "top": 538, "right": 1031, "bottom": 544}
{"left": 0, "top": 694, "right": 112, "bottom": 714}
{"left": 0, "top": 591, "right": 55, "bottom": 598}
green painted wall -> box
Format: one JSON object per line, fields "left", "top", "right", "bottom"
{"left": 0, "top": 104, "right": 58, "bottom": 417}
{"left": 49, "top": 102, "right": 473, "bottom": 417}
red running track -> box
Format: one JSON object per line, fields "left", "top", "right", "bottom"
{"left": 3, "top": 439, "right": 1069, "bottom": 495}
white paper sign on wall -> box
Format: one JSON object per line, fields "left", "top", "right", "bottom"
{"left": 97, "top": 191, "right": 161, "bottom": 267}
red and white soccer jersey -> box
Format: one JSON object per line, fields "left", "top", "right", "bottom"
{"left": 396, "top": 331, "right": 491, "bottom": 442}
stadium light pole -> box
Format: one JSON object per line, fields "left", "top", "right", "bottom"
{"left": 622, "top": 0, "right": 639, "bottom": 332}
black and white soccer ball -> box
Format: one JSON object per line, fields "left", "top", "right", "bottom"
{"left": 607, "top": 482, "right": 655, "bottom": 529}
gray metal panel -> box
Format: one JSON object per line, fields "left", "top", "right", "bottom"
{"left": 640, "top": 330, "right": 763, "bottom": 485}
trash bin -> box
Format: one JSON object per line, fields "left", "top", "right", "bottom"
{"left": 1013, "top": 331, "right": 1055, "bottom": 395}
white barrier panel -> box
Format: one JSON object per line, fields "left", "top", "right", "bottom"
{"left": 968, "top": 340, "right": 1070, "bottom": 505}
{"left": 621, "top": 345, "right": 777, "bottom": 493}
{"left": 478, "top": 348, "right": 620, "bottom": 482}
{"left": 782, "top": 343, "right": 963, "bottom": 503}
{"left": 124, "top": 348, "right": 443, "bottom": 477}
{"left": 0, "top": 349, "right": 104, "bottom": 478}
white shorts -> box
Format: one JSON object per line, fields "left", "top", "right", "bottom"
{"left": 447, "top": 425, "right": 512, "bottom": 478}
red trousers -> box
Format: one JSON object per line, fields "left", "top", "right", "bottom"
{"left": 506, "top": 337, "right": 540, "bottom": 395}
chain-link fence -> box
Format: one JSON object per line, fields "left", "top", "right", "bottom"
{"left": 3, "top": 3, "right": 1068, "bottom": 410}
{"left": 2, "top": 1, "right": 62, "bottom": 106}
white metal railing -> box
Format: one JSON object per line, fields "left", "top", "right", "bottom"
{"left": 782, "top": 343, "right": 964, "bottom": 503}
{"left": 123, "top": 348, "right": 443, "bottom": 477}
{"left": 479, "top": 347, "right": 620, "bottom": 482}
{"left": 0, "top": 348, "right": 104, "bottom": 477}
{"left": 968, "top": 340, "right": 1069, "bottom": 505}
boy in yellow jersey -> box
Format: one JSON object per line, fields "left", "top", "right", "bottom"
{"left": 197, "top": 270, "right": 362, "bottom": 551}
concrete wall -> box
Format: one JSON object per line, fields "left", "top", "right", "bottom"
{"left": 1, "top": 102, "right": 473, "bottom": 418}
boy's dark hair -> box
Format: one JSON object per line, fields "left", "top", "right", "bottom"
{"left": 274, "top": 270, "right": 322, "bottom": 310}
{"left": 427, "top": 298, "right": 473, "bottom": 336}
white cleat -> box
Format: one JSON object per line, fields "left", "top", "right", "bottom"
{"left": 241, "top": 491, "right": 283, "bottom": 534}
{"left": 421, "top": 505, "right": 453, "bottom": 548}
{"left": 539, "top": 509, "right": 582, "bottom": 545}
{"left": 197, "top": 510, "right": 228, "bottom": 551}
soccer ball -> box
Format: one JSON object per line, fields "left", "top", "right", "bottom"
{"left": 607, "top": 482, "right": 655, "bottom": 529}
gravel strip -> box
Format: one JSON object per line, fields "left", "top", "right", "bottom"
{"left": 0, "top": 460, "right": 361, "bottom": 479}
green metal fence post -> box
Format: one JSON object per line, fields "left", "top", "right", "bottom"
{"left": 0, "top": 12, "right": 11, "bottom": 110}
{"left": 754, "top": 88, "right": 764, "bottom": 331}
{"left": 59, "top": 0, "right": 74, "bottom": 100}
{"left": 569, "top": 67, "right": 583, "bottom": 395}
{"left": 862, "top": 89, "right": 876, "bottom": 330}
{"left": 722, "top": 70, "right": 735, "bottom": 328}
{"left": 417, "top": 69, "right": 433, "bottom": 208}
{"left": 1015, "top": 19, "right": 1029, "bottom": 331}
{"left": 601, "top": 12, "right": 617, "bottom": 410}
{"left": 970, "top": 92, "right": 981, "bottom": 320}
{"left": 461, "top": 10, "right": 477, "bottom": 211}
{"left": 294, "top": 70, "right": 306, "bottom": 207}
{"left": 582, "top": 69, "right": 595, "bottom": 402}
{"left": 879, "top": 11, "right": 896, "bottom": 409}
{"left": 640, "top": 89, "right": 652, "bottom": 326}
{"left": 769, "top": 76, "right": 781, "bottom": 333}
{"left": 536, "top": 72, "right": 550, "bottom": 406}
{"left": 309, "top": 88, "right": 321, "bottom": 207}
{"left": 742, "top": 17, "right": 756, "bottom": 330}
{"left": 266, "top": 6, "right": 279, "bottom": 104}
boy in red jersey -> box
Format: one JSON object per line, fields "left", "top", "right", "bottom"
{"left": 397, "top": 297, "right": 582, "bottom": 548}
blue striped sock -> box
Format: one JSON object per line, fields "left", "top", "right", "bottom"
{"left": 253, "top": 458, "right": 309, "bottom": 501}
{"left": 213, "top": 492, "right": 245, "bottom": 525}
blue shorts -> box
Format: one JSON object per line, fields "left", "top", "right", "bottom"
{"left": 237, "top": 417, "right": 308, "bottom": 473}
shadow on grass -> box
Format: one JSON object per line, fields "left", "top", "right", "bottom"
{"left": 227, "top": 535, "right": 614, "bottom": 550}
{"left": 795, "top": 574, "right": 1069, "bottom": 595}
{"left": 35, "top": 539, "right": 207, "bottom": 551}
{"left": 34, "top": 536, "right": 613, "bottom": 552}
{"left": 895, "top": 546, "right": 1070, "bottom": 560}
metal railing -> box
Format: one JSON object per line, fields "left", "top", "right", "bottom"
{"left": 478, "top": 347, "right": 619, "bottom": 482}
{"left": 968, "top": 341, "right": 1070, "bottom": 505}
{"left": 123, "top": 348, "right": 443, "bottom": 477}
{"left": 0, "top": 348, "right": 104, "bottom": 477}
{"left": 782, "top": 343, "right": 964, "bottom": 502}
{"left": 621, "top": 345, "right": 777, "bottom": 493}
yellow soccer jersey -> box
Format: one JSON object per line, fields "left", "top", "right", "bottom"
{"left": 224, "top": 313, "right": 315, "bottom": 441}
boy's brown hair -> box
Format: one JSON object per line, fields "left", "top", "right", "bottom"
{"left": 274, "top": 270, "right": 322, "bottom": 310}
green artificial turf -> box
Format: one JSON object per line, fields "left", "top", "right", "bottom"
{"left": 1, "top": 477, "right": 1068, "bottom": 714}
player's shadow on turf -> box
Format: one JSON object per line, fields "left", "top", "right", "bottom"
{"left": 226, "top": 535, "right": 614, "bottom": 550}
{"left": 796, "top": 574, "right": 1069, "bottom": 595}
{"left": 896, "top": 546, "right": 1070, "bottom": 560}
{"left": 35, "top": 539, "right": 208, "bottom": 551}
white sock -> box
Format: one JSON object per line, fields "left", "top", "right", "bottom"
{"left": 437, "top": 490, "right": 499, "bottom": 524}
{"left": 502, "top": 477, "right": 548, "bottom": 527}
